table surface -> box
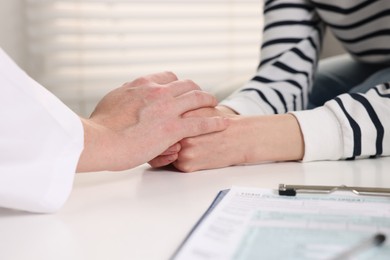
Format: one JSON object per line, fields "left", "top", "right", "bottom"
{"left": 1, "top": 157, "right": 390, "bottom": 260}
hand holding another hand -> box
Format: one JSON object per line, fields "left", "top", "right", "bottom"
{"left": 149, "top": 106, "right": 246, "bottom": 172}
{"left": 77, "top": 72, "right": 229, "bottom": 172}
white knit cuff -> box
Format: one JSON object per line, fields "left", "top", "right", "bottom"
{"left": 290, "top": 107, "right": 343, "bottom": 162}
{"left": 219, "top": 94, "right": 268, "bottom": 115}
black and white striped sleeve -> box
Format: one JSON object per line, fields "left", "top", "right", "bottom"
{"left": 220, "top": 0, "right": 325, "bottom": 115}
{"left": 291, "top": 83, "right": 390, "bottom": 161}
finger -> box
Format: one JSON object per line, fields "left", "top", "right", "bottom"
{"left": 159, "top": 143, "right": 181, "bottom": 156}
{"left": 149, "top": 154, "right": 178, "bottom": 168}
{"left": 130, "top": 72, "right": 178, "bottom": 87}
{"left": 174, "top": 90, "right": 218, "bottom": 115}
{"left": 166, "top": 79, "right": 202, "bottom": 97}
{"left": 145, "top": 71, "right": 178, "bottom": 84}
{"left": 179, "top": 116, "right": 229, "bottom": 139}
{"left": 216, "top": 105, "right": 239, "bottom": 115}
{"left": 182, "top": 107, "right": 220, "bottom": 118}
{"left": 172, "top": 160, "right": 197, "bottom": 173}
{"left": 183, "top": 106, "right": 237, "bottom": 118}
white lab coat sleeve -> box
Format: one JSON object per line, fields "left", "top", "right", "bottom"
{"left": 0, "top": 48, "right": 84, "bottom": 213}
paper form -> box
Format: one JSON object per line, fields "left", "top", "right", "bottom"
{"left": 173, "top": 187, "right": 390, "bottom": 260}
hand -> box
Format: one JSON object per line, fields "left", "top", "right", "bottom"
{"left": 173, "top": 116, "right": 255, "bottom": 172}
{"left": 76, "top": 72, "right": 229, "bottom": 172}
{"left": 151, "top": 112, "right": 304, "bottom": 172}
{"left": 148, "top": 106, "right": 237, "bottom": 168}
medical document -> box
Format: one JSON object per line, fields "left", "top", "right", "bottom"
{"left": 173, "top": 187, "right": 390, "bottom": 260}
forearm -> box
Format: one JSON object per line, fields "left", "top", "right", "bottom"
{"left": 220, "top": 0, "right": 324, "bottom": 115}
{"left": 242, "top": 114, "right": 304, "bottom": 163}
{"left": 154, "top": 108, "right": 305, "bottom": 172}
{"left": 292, "top": 84, "right": 390, "bottom": 161}
{"left": 76, "top": 118, "right": 137, "bottom": 172}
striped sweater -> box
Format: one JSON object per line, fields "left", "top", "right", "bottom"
{"left": 220, "top": 0, "right": 390, "bottom": 161}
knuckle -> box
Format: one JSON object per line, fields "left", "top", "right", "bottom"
{"left": 147, "top": 86, "right": 169, "bottom": 100}
{"left": 122, "top": 81, "right": 137, "bottom": 89}
{"left": 174, "top": 161, "right": 194, "bottom": 173}
{"left": 151, "top": 85, "right": 164, "bottom": 95}
{"left": 193, "top": 91, "right": 215, "bottom": 105}
{"left": 164, "top": 71, "right": 178, "bottom": 81}
{"left": 183, "top": 79, "right": 200, "bottom": 90}
{"left": 132, "top": 76, "right": 151, "bottom": 86}
{"left": 192, "top": 90, "right": 205, "bottom": 102}
{"left": 121, "top": 82, "right": 130, "bottom": 87}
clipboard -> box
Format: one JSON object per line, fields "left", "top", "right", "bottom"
{"left": 172, "top": 185, "right": 390, "bottom": 259}
{"left": 170, "top": 189, "right": 229, "bottom": 259}
{"left": 279, "top": 184, "right": 390, "bottom": 197}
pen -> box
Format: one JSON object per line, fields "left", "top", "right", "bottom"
{"left": 330, "top": 233, "right": 386, "bottom": 260}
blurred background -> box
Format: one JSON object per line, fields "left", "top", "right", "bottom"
{"left": 0, "top": 0, "right": 344, "bottom": 117}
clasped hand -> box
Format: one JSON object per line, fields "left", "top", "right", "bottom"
{"left": 77, "top": 72, "right": 229, "bottom": 172}
{"left": 149, "top": 106, "right": 244, "bottom": 172}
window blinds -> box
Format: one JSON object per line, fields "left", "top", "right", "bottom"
{"left": 25, "top": 0, "right": 262, "bottom": 116}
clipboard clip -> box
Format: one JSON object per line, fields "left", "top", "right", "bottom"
{"left": 278, "top": 184, "right": 390, "bottom": 197}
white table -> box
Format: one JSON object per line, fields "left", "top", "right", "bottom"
{"left": 1, "top": 157, "right": 390, "bottom": 260}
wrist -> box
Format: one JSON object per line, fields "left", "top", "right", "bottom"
{"left": 240, "top": 114, "right": 304, "bottom": 164}
{"left": 76, "top": 118, "right": 114, "bottom": 172}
